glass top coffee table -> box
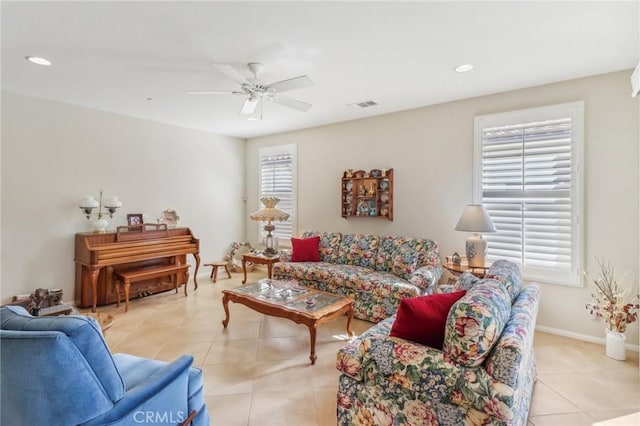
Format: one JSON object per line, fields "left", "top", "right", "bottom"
{"left": 222, "top": 279, "right": 354, "bottom": 365}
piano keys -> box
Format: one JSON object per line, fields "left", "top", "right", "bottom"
{"left": 74, "top": 224, "right": 200, "bottom": 312}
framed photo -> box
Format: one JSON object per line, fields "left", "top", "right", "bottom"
{"left": 127, "top": 214, "right": 143, "bottom": 227}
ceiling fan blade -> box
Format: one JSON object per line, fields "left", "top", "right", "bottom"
{"left": 184, "top": 90, "right": 243, "bottom": 95}
{"left": 272, "top": 96, "right": 312, "bottom": 112}
{"left": 213, "top": 63, "right": 252, "bottom": 85}
{"left": 240, "top": 98, "right": 259, "bottom": 115}
{"left": 267, "top": 75, "right": 313, "bottom": 93}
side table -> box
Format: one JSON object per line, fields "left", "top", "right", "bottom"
{"left": 442, "top": 261, "right": 490, "bottom": 284}
{"left": 242, "top": 252, "right": 280, "bottom": 284}
{"left": 83, "top": 312, "right": 116, "bottom": 335}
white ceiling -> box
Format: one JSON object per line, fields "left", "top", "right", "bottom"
{"left": 2, "top": 1, "right": 638, "bottom": 139}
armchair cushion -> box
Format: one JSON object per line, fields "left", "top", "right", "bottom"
{"left": 0, "top": 305, "right": 125, "bottom": 401}
{"left": 390, "top": 290, "right": 466, "bottom": 349}
{"left": 81, "top": 354, "right": 195, "bottom": 426}
{"left": 443, "top": 281, "right": 512, "bottom": 367}
{"left": 291, "top": 236, "right": 320, "bottom": 262}
{"left": 1, "top": 329, "right": 116, "bottom": 426}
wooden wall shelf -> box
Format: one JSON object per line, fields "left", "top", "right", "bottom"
{"left": 341, "top": 168, "right": 393, "bottom": 221}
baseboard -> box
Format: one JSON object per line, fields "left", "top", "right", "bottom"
{"left": 535, "top": 325, "right": 640, "bottom": 352}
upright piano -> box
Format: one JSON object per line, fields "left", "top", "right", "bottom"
{"left": 74, "top": 224, "right": 200, "bottom": 312}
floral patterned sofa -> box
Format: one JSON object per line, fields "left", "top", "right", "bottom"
{"left": 272, "top": 231, "right": 442, "bottom": 323}
{"left": 336, "top": 260, "right": 540, "bottom": 425}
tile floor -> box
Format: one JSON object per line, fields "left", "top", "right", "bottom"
{"left": 91, "top": 269, "right": 639, "bottom": 426}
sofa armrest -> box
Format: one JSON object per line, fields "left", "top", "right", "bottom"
{"left": 82, "top": 355, "right": 194, "bottom": 425}
{"left": 279, "top": 250, "right": 292, "bottom": 262}
{"left": 347, "top": 334, "right": 518, "bottom": 423}
{"left": 409, "top": 265, "right": 441, "bottom": 294}
{"left": 337, "top": 316, "right": 395, "bottom": 381}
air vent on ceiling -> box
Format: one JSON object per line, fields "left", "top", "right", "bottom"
{"left": 348, "top": 100, "right": 378, "bottom": 109}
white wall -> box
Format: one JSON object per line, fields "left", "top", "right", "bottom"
{"left": 246, "top": 70, "right": 639, "bottom": 346}
{"left": 1, "top": 92, "right": 246, "bottom": 304}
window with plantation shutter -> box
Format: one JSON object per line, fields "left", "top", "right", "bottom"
{"left": 258, "top": 145, "right": 296, "bottom": 246}
{"left": 473, "top": 102, "right": 583, "bottom": 286}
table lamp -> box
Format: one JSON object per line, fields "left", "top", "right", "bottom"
{"left": 250, "top": 197, "right": 290, "bottom": 256}
{"left": 454, "top": 204, "right": 496, "bottom": 267}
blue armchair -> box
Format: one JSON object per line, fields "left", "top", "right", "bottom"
{"left": 0, "top": 306, "right": 209, "bottom": 426}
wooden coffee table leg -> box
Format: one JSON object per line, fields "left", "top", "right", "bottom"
{"left": 222, "top": 294, "right": 231, "bottom": 328}
{"left": 242, "top": 257, "right": 248, "bottom": 284}
{"left": 308, "top": 324, "right": 318, "bottom": 365}
{"left": 346, "top": 304, "right": 355, "bottom": 338}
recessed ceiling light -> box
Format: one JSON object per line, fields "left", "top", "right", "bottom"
{"left": 454, "top": 64, "right": 474, "bottom": 73}
{"left": 26, "top": 56, "right": 52, "bottom": 66}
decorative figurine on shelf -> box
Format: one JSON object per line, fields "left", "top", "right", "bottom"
{"left": 346, "top": 169, "right": 353, "bottom": 178}
{"left": 359, "top": 185, "right": 366, "bottom": 196}
{"left": 369, "top": 206, "right": 377, "bottom": 216}
{"left": 451, "top": 252, "right": 462, "bottom": 265}
{"left": 367, "top": 183, "right": 376, "bottom": 196}
{"left": 380, "top": 207, "right": 388, "bottom": 217}
{"left": 357, "top": 200, "right": 369, "bottom": 216}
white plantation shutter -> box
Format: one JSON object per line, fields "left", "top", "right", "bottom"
{"left": 258, "top": 145, "right": 296, "bottom": 245}
{"left": 474, "top": 103, "right": 583, "bottom": 286}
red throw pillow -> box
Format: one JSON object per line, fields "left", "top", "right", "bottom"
{"left": 291, "top": 236, "right": 321, "bottom": 262}
{"left": 389, "top": 290, "right": 467, "bottom": 349}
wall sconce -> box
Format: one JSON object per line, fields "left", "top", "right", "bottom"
{"left": 79, "top": 189, "right": 122, "bottom": 233}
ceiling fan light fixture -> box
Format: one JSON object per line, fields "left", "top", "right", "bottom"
{"left": 454, "top": 63, "right": 474, "bottom": 73}
{"left": 247, "top": 98, "right": 263, "bottom": 121}
{"left": 187, "top": 62, "right": 314, "bottom": 119}
{"left": 26, "top": 56, "right": 52, "bottom": 66}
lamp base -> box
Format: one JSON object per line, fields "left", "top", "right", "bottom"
{"left": 263, "top": 247, "right": 278, "bottom": 257}
{"left": 93, "top": 218, "right": 109, "bottom": 234}
{"left": 262, "top": 223, "right": 278, "bottom": 256}
{"left": 465, "top": 233, "right": 487, "bottom": 267}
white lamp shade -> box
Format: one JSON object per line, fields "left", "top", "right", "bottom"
{"left": 455, "top": 204, "right": 496, "bottom": 268}
{"left": 454, "top": 205, "right": 496, "bottom": 233}
{"left": 249, "top": 197, "right": 290, "bottom": 223}
{"left": 103, "top": 196, "right": 122, "bottom": 208}
{"left": 79, "top": 196, "right": 99, "bottom": 209}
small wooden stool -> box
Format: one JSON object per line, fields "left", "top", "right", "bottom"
{"left": 205, "top": 261, "right": 231, "bottom": 283}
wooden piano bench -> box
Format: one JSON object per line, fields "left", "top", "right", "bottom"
{"left": 204, "top": 261, "right": 232, "bottom": 283}
{"left": 114, "top": 264, "right": 190, "bottom": 312}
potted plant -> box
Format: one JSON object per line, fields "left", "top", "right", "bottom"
{"left": 584, "top": 259, "right": 639, "bottom": 360}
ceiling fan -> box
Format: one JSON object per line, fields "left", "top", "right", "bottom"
{"left": 186, "top": 63, "right": 313, "bottom": 117}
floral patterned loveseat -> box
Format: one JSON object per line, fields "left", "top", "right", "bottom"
{"left": 336, "top": 260, "right": 540, "bottom": 425}
{"left": 272, "top": 231, "right": 442, "bottom": 323}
